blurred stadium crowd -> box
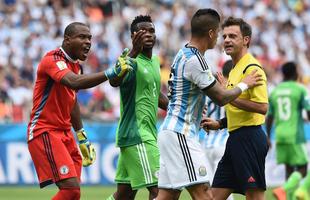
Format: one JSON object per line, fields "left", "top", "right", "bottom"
{"left": 0, "top": 0, "right": 309, "bottom": 123}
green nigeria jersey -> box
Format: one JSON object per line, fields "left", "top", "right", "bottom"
{"left": 268, "top": 81, "right": 310, "bottom": 144}
{"left": 116, "top": 53, "right": 161, "bottom": 147}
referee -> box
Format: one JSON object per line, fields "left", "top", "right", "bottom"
{"left": 201, "top": 17, "right": 269, "bottom": 200}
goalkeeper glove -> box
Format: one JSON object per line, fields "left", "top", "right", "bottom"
{"left": 76, "top": 128, "right": 96, "bottom": 167}
{"left": 104, "top": 48, "right": 136, "bottom": 79}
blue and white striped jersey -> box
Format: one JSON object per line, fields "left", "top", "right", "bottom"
{"left": 199, "top": 100, "right": 229, "bottom": 148}
{"left": 160, "top": 44, "right": 216, "bottom": 138}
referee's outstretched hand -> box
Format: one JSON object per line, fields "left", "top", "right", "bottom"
{"left": 242, "top": 69, "right": 263, "bottom": 89}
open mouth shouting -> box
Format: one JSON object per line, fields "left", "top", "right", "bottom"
{"left": 81, "top": 45, "right": 91, "bottom": 60}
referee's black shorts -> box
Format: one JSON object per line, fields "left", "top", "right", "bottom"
{"left": 212, "top": 125, "right": 268, "bottom": 195}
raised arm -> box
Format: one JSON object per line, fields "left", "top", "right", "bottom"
{"left": 62, "top": 49, "right": 132, "bottom": 90}
{"left": 203, "top": 69, "right": 263, "bottom": 106}
{"left": 110, "top": 30, "right": 146, "bottom": 87}
{"left": 61, "top": 71, "right": 108, "bottom": 90}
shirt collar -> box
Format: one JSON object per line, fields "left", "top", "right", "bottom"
{"left": 235, "top": 53, "right": 251, "bottom": 68}
{"left": 60, "top": 47, "right": 78, "bottom": 63}
{"left": 138, "top": 53, "right": 152, "bottom": 61}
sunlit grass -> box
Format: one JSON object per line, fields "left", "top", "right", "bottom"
{"left": 0, "top": 186, "right": 276, "bottom": 199}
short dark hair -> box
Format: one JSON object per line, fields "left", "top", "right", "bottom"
{"left": 222, "top": 60, "right": 233, "bottom": 78}
{"left": 282, "top": 61, "right": 297, "bottom": 80}
{"left": 191, "top": 8, "right": 220, "bottom": 37}
{"left": 64, "top": 22, "right": 88, "bottom": 36}
{"left": 222, "top": 17, "right": 252, "bottom": 47}
{"left": 130, "top": 15, "right": 153, "bottom": 34}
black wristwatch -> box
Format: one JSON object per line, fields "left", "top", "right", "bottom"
{"left": 217, "top": 118, "right": 227, "bottom": 129}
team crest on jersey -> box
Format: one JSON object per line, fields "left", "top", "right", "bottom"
{"left": 207, "top": 70, "right": 213, "bottom": 81}
{"left": 56, "top": 61, "right": 68, "bottom": 70}
{"left": 198, "top": 166, "right": 207, "bottom": 176}
{"left": 59, "top": 165, "right": 69, "bottom": 175}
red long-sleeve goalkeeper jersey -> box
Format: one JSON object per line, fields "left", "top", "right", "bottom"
{"left": 27, "top": 48, "right": 81, "bottom": 141}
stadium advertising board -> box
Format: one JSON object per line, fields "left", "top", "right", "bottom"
{"left": 0, "top": 123, "right": 310, "bottom": 186}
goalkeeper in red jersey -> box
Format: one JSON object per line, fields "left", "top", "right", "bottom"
{"left": 27, "top": 22, "right": 132, "bottom": 200}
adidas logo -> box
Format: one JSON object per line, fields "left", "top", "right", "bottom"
{"left": 248, "top": 176, "right": 256, "bottom": 183}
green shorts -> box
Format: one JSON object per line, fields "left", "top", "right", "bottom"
{"left": 276, "top": 143, "right": 308, "bottom": 166}
{"left": 115, "top": 140, "right": 159, "bottom": 190}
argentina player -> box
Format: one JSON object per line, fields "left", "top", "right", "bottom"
{"left": 156, "top": 9, "right": 262, "bottom": 200}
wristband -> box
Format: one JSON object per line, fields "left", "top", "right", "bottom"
{"left": 104, "top": 68, "right": 116, "bottom": 80}
{"left": 76, "top": 128, "right": 84, "bottom": 133}
{"left": 237, "top": 82, "right": 248, "bottom": 92}
{"left": 217, "top": 118, "right": 227, "bottom": 129}
{"left": 76, "top": 128, "right": 87, "bottom": 141}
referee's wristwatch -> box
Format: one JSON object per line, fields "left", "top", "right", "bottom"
{"left": 217, "top": 118, "right": 227, "bottom": 129}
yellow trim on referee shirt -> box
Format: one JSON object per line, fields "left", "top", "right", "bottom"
{"left": 225, "top": 53, "right": 268, "bottom": 132}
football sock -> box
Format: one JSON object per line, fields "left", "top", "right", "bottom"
{"left": 294, "top": 187, "right": 310, "bottom": 200}
{"left": 52, "top": 187, "right": 81, "bottom": 200}
{"left": 283, "top": 171, "right": 302, "bottom": 191}
{"left": 106, "top": 194, "right": 116, "bottom": 200}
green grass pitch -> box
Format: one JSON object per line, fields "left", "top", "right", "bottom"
{"left": 0, "top": 186, "right": 276, "bottom": 199}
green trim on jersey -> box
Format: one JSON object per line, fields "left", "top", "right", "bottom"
{"left": 116, "top": 53, "right": 161, "bottom": 147}
{"left": 268, "top": 81, "right": 310, "bottom": 144}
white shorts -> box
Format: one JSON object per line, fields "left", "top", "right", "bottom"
{"left": 204, "top": 146, "right": 225, "bottom": 183}
{"left": 158, "top": 130, "right": 211, "bottom": 189}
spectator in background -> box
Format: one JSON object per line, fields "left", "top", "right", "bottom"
{"left": 0, "top": 65, "right": 11, "bottom": 122}
{"left": 78, "top": 87, "right": 117, "bottom": 122}
{"left": 7, "top": 66, "right": 32, "bottom": 122}
{"left": 0, "top": 94, "right": 11, "bottom": 123}
{"left": 1, "top": 0, "right": 310, "bottom": 122}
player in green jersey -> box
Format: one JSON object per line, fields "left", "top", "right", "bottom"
{"left": 266, "top": 62, "right": 310, "bottom": 200}
{"left": 106, "top": 15, "right": 168, "bottom": 200}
